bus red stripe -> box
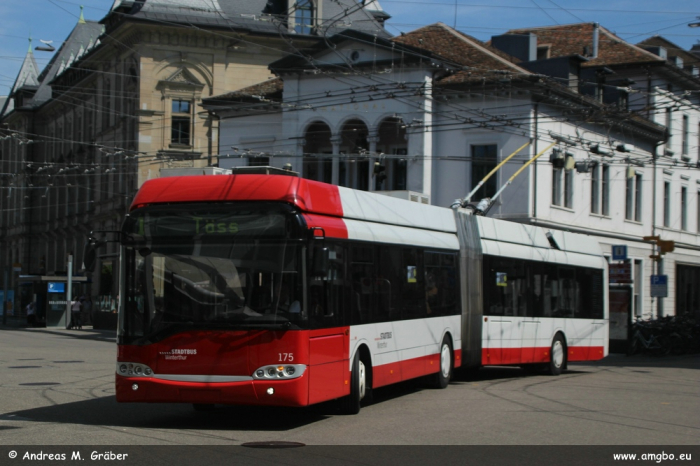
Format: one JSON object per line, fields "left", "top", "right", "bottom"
{"left": 482, "top": 346, "right": 606, "bottom": 365}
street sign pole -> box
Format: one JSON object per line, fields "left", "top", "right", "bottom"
{"left": 66, "top": 255, "right": 73, "bottom": 329}
{"left": 2, "top": 268, "right": 7, "bottom": 325}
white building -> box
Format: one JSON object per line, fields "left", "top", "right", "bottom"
{"left": 204, "top": 23, "right": 700, "bottom": 345}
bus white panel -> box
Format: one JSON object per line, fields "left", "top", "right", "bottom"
{"left": 338, "top": 187, "right": 457, "bottom": 234}
{"left": 483, "top": 316, "right": 606, "bottom": 350}
{"left": 481, "top": 240, "right": 606, "bottom": 270}
{"left": 344, "top": 218, "right": 460, "bottom": 250}
{"left": 349, "top": 316, "right": 461, "bottom": 370}
{"left": 476, "top": 217, "right": 551, "bottom": 249}
{"left": 548, "top": 229, "right": 604, "bottom": 257}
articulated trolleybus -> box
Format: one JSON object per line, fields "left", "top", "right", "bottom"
{"left": 110, "top": 173, "right": 608, "bottom": 414}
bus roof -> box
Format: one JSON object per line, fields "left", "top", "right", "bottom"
{"left": 130, "top": 174, "right": 458, "bottom": 234}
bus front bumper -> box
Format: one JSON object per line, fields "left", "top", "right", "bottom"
{"left": 115, "top": 373, "right": 310, "bottom": 407}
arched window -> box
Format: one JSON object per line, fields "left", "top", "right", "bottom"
{"left": 295, "top": 0, "right": 314, "bottom": 34}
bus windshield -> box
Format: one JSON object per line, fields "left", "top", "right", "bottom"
{"left": 120, "top": 203, "right": 307, "bottom": 343}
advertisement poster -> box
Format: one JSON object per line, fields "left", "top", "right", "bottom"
{"left": 0, "top": 290, "right": 15, "bottom": 316}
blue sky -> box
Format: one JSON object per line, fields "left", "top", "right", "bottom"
{"left": 1, "top": 0, "right": 699, "bottom": 96}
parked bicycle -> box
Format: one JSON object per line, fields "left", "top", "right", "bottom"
{"left": 627, "top": 319, "right": 670, "bottom": 356}
{"left": 627, "top": 314, "right": 699, "bottom": 356}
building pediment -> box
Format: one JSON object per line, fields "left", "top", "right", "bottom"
{"left": 159, "top": 67, "right": 205, "bottom": 89}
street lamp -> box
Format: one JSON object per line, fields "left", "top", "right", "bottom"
{"left": 689, "top": 16, "right": 700, "bottom": 28}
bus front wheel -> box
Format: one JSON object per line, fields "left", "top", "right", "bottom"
{"left": 548, "top": 334, "right": 566, "bottom": 376}
{"left": 341, "top": 351, "right": 367, "bottom": 415}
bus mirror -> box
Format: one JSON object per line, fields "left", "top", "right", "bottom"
{"left": 83, "top": 236, "right": 105, "bottom": 273}
{"left": 311, "top": 246, "right": 329, "bottom": 279}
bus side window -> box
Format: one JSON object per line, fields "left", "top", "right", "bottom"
{"left": 350, "top": 245, "right": 374, "bottom": 325}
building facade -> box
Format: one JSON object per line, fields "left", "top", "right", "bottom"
{"left": 0, "top": 0, "right": 390, "bottom": 325}
{"left": 208, "top": 23, "right": 700, "bottom": 338}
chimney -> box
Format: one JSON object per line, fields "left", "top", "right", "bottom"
{"left": 592, "top": 23, "right": 599, "bottom": 59}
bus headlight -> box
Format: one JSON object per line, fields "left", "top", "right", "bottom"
{"left": 116, "top": 362, "right": 154, "bottom": 378}
{"left": 252, "top": 364, "right": 306, "bottom": 380}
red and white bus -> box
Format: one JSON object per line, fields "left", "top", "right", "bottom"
{"left": 110, "top": 172, "right": 607, "bottom": 413}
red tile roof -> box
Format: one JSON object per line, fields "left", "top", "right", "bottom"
{"left": 507, "top": 23, "right": 663, "bottom": 67}
{"left": 637, "top": 36, "right": 700, "bottom": 67}
{"left": 392, "top": 22, "right": 531, "bottom": 82}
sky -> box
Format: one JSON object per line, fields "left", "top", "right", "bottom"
{"left": 1, "top": 0, "right": 699, "bottom": 97}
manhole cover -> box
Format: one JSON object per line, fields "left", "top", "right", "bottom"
{"left": 53, "top": 361, "right": 84, "bottom": 363}
{"left": 8, "top": 366, "right": 41, "bottom": 369}
{"left": 241, "top": 441, "right": 305, "bottom": 449}
{"left": 20, "top": 383, "right": 61, "bottom": 386}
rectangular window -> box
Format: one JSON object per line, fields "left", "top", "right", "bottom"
{"left": 389, "top": 148, "right": 408, "bottom": 191}
{"left": 552, "top": 168, "right": 573, "bottom": 208}
{"left": 681, "top": 186, "right": 688, "bottom": 231}
{"left": 564, "top": 169, "right": 573, "bottom": 209}
{"left": 552, "top": 167, "right": 561, "bottom": 206}
{"left": 626, "top": 174, "right": 642, "bottom": 222}
{"left": 666, "top": 108, "right": 673, "bottom": 152}
{"left": 664, "top": 181, "right": 671, "bottom": 227}
{"left": 697, "top": 191, "right": 700, "bottom": 233}
{"left": 171, "top": 100, "right": 191, "bottom": 145}
{"left": 635, "top": 174, "right": 642, "bottom": 222}
{"left": 471, "top": 144, "right": 498, "bottom": 199}
{"left": 591, "top": 164, "right": 600, "bottom": 214}
{"left": 602, "top": 165, "right": 610, "bottom": 216}
{"left": 294, "top": 0, "right": 314, "bottom": 34}
{"left": 682, "top": 115, "right": 689, "bottom": 157}
{"left": 483, "top": 255, "right": 604, "bottom": 319}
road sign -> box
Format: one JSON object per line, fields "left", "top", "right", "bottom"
{"left": 612, "top": 245, "right": 628, "bottom": 261}
{"left": 609, "top": 262, "right": 632, "bottom": 284}
{"left": 650, "top": 275, "right": 668, "bottom": 298}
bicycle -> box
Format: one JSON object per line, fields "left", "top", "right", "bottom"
{"left": 627, "top": 320, "right": 670, "bottom": 356}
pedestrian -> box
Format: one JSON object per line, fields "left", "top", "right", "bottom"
{"left": 81, "top": 296, "right": 92, "bottom": 326}
{"left": 69, "top": 297, "right": 82, "bottom": 330}
{"left": 26, "top": 301, "right": 36, "bottom": 327}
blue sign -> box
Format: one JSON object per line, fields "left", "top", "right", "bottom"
{"left": 650, "top": 275, "right": 668, "bottom": 298}
{"left": 48, "top": 282, "right": 65, "bottom": 293}
{"left": 612, "top": 245, "right": 628, "bottom": 261}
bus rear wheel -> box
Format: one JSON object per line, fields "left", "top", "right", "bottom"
{"left": 341, "top": 351, "right": 367, "bottom": 415}
{"left": 431, "top": 335, "right": 453, "bottom": 389}
{"left": 548, "top": 334, "right": 566, "bottom": 376}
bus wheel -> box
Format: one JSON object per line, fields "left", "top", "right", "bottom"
{"left": 341, "top": 351, "right": 366, "bottom": 415}
{"left": 192, "top": 403, "right": 215, "bottom": 412}
{"left": 548, "top": 334, "right": 566, "bottom": 376}
{"left": 432, "top": 336, "right": 453, "bottom": 389}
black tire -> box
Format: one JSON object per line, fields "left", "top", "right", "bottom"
{"left": 341, "top": 351, "right": 367, "bottom": 415}
{"left": 192, "top": 403, "right": 215, "bottom": 412}
{"left": 431, "top": 335, "right": 453, "bottom": 388}
{"left": 548, "top": 334, "right": 566, "bottom": 376}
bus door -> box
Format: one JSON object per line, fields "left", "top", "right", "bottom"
{"left": 307, "top": 243, "right": 349, "bottom": 405}
{"left": 483, "top": 258, "right": 516, "bottom": 365}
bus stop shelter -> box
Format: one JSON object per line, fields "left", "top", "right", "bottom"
{"left": 18, "top": 275, "right": 89, "bottom": 328}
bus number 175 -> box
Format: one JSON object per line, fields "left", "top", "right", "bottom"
{"left": 279, "top": 353, "right": 294, "bottom": 362}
